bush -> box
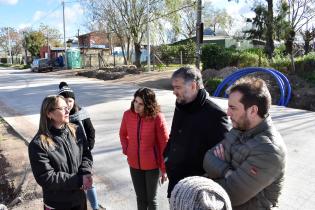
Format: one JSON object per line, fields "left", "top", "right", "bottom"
{"left": 0, "top": 58, "right": 7, "bottom": 63}
{"left": 302, "top": 52, "right": 315, "bottom": 72}
{"left": 201, "top": 44, "right": 238, "bottom": 70}
{"left": 205, "top": 77, "right": 223, "bottom": 95}
{"left": 238, "top": 51, "right": 259, "bottom": 67}
{"left": 156, "top": 40, "right": 196, "bottom": 65}
{"left": 274, "top": 44, "right": 286, "bottom": 58}
{"left": 270, "top": 56, "right": 291, "bottom": 73}
{"left": 294, "top": 53, "right": 315, "bottom": 73}
{"left": 239, "top": 48, "right": 269, "bottom": 67}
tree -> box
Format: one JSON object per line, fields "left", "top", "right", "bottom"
{"left": 24, "top": 31, "right": 46, "bottom": 57}
{"left": 283, "top": 0, "right": 315, "bottom": 72}
{"left": 81, "top": 0, "right": 164, "bottom": 68}
{"left": 301, "top": 27, "right": 315, "bottom": 54}
{"left": 0, "top": 27, "right": 23, "bottom": 63}
{"left": 38, "top": 24, "right": 62, "bottom": 47}
{"left": 204, "top": 7, "right": 232, "bottom": 33}
{"left": 265, "top": 0, "right": 274, "bottom": 59}
{"left": 285, "top": 0, "right": 315, "bottom": 55}
{"left": 244, "top": 4, "right": 268, "bottom": 40}
{"left": 274, "top": 1, "right": 290, "bottom": 41}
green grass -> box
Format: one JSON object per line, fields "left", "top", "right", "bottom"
{"left": 0, "top": 63, "right": 30, "bottom": 69}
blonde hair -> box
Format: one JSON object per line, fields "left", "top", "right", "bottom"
{"left": 38, "top": 95, "right": 76, "bottom": 150}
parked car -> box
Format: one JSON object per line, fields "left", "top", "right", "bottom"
{"left": 31, "top": 58, "right": 53, "bottom": 72}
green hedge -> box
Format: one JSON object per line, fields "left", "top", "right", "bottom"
{"left": 0, "top": 58, "right": 7, "bottom": 63}
{"left": 205, "top": 77, "right": 223, "bottom": 95}
{"left": 270, "top": 56, "right": 291, "bottom": 73}
{"left": 201, "top": 44, "right": 238, "bottom": 69}
{"left": 156, "top": 40, "right": 195, "bottom": 65}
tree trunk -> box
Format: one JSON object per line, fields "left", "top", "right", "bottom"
{"left": 127, "top": 37, "right": 131, "bottom": 64}
{"left": 290, "top": 53, "right": 295, "bottom": 73}
{"left": 265, "top": 0, "right": 274, "bottom": 59}
{"left": 134, "top": 42, "right": 141, "bottom": 68}
{"left": 304, "top": 41, "right": 310, "bottom": 55}
{"left": 24, "top": 49, "right": 28, "bottom": 65}
{"left": 121, "top": 44, "right": 127, "bottom": 65}
{"left": 285, "top": 29, "right": 295, "bottom": 73}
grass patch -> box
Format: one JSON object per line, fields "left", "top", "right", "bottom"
{"left": 0, "top": 63, "right": 30, "bottom": 69}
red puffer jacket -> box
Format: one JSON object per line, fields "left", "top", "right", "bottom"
{"left": 119, "top": 110, "right": 169, "bottom": 173}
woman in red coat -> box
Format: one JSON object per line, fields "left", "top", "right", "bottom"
{"left": 119, "top": 88, "right": 169, "bottom": 210}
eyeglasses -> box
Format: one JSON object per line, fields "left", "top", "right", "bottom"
{"left": 54, "top": 106, "right": 70, "bottom": 112}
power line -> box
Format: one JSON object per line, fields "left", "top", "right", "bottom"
{"left": 23, "top": 4, "right": 62, "bottom": 30}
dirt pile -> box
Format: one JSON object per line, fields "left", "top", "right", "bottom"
{"left": 202, "top": 67, "right": 315, "bottom": 111}
{"left": 78, "top": 65, "right": 140, "bottom": 80}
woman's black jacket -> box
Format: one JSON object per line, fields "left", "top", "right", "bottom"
{"left": 28, "top": 124, "right": 93, "bottom": 209}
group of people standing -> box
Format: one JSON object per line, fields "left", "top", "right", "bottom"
{"left": 28, "top": 66, "right": 287, "bottom": 210}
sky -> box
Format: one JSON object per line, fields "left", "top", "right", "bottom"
{"left": 0, "top": 0, "right": 87, "bottom": 40}
{"left": 0, "top": 0, "right": 254, "bottom": 40}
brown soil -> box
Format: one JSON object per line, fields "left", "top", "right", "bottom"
{"left": 0, "top": 118, "right": 42, "bottom": 209}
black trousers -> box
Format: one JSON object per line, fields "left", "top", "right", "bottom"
{"left": 43, "top": 195, "right": 87, "bottom": 210}
{"left": 130, "top": 167, "right": 160, "bottom": 210}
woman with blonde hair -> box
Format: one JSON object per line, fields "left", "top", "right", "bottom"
{"left": 119, "top": 88, "right": 169, "bottom": 210}
{"left": 28, "top": 95, "right": 93, "bottom": 210}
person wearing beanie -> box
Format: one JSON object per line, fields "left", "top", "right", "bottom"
{"left": 58, "top": 81, "right": 101, "bottom": 210}
{"left": 170, "top": 176, "right": 232, "bottom": 210}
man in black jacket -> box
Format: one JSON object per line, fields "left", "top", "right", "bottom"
{"left": 164, "top": 66, "right": 230, "bottom": 198}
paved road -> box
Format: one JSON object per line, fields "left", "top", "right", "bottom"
{"left": 1, "top": 68, "right": 315, "bottom": 210}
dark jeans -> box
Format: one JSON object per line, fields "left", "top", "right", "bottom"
{"left": 130, "top": 167, "right": 160, "bottom": 210}
{"left": 44, "top": 196, "right": 87, "bottom": 210}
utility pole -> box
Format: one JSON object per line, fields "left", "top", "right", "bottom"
{"left": 195, "top": 0, "right": 202, "bottom": 69}
{"left": 62, "top": 0, "right": 67, "bottom": 68}
{"left": 146, "top": 0, "right": 151, "bottom": 71}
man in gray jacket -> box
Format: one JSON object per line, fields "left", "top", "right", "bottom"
{"left": 203, "top": 77, "right": 287, "bottom": 210}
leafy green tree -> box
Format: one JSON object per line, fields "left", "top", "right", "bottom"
{"left": 301, "top": 28, "right": 315, "bottom": 55}
{"left": 24, "top": 31, "right": 45, "bottom": 57}
{"left": 265, "top": 0, "right": 274, "bottom": 59}
{"left": 244, "top": 4, "right": 267, "bottom": 40}
{"left": 274, "top": 1, "right": 290, "bottom": 41}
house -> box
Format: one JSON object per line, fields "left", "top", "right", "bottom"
{"left": 78, "top": 31, "right": 111, "bottom": 49}
{"left": 40, "top": 46, "right": 65, "bottom": 60}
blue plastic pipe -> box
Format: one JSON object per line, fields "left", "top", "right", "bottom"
{"left": 213, "top": 67, "right": 292, "bottom": 106}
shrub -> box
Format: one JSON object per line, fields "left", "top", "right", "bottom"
{"left": 156, "top": 40, "right": 196, "bottom": 65}
{"left": 205, "top": 77, "right": 223, "bottom": 95}
{"left": 201, "top": 44, "right": 238, "bottom": 70}
{"left": 0, "top": 58, "right": 7, "bottom": 63}
{"left": 302, "top": 52, "right": 315, "bottom": 72}
{"left": 270, "top": 56, "right": 291, "bottom": 73}
{"left": 239, "top": 48, "right": 269, "bottom": 67}
{"left": 274, "top": 44, "right": 286, "bottom": 58}
{"left": 238, "top": 51, "right": 259, "bottom": 67}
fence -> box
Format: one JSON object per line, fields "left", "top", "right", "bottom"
{"left": 81, "top": 53, "right": 126, "bottom": 69}
{"left": 0, "top": 55, "right": 24, "bottom": 64}
{"left": 151, "top": 50, "right": 195, "bottom": 70}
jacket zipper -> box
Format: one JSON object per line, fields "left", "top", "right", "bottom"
{"left": 137, "top": 114, "right": 142, "bottom": 169}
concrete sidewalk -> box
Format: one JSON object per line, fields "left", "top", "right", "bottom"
{"left": 0, "top": 69, "right": 315, "bottom": 209}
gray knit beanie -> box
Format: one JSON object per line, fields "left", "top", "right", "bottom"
{"left": 170, "top": 176, "right": 232, "bottom": 210}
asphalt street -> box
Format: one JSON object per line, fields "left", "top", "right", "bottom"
{"left": 0, "top": 68, "right": 315, "bottom": 210}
